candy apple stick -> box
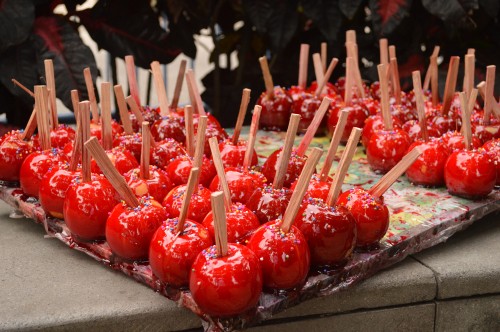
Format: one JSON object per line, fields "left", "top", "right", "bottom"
{"left": 312, "top": 53, "right": 325, "bottom": 89}
{"left": 20, "top": 109, "right": 37, "bottom": 141}
{"left": 326, "top": 127, "right": 362, "bottom": 206}
{"left": 344, "top": 56, "right": 355, "bottom": 105}
{"left": 459, "top": 92, "right": 472, "bottom": 151}
{"left": 281, "top": 148, "right": 323, "bottom": 233}
{"left": 273, "top": 114, "right": 301, "bottom": 189}
{"left": 467, "top": 88, "right": 478, "bottom": 118}
{"left": 259, "top": 56, "right": 275, "bottom": 98}
{"left": 369, "top": 147, "right": 423, "bottom": 198}
{"left": 463, "top": 53, "right": 475, "bottom": 100}
{"left": 232, "top": 88, "right": 251, "bottom": 144}
{"left": 379, "top": 38, "right": 388, "bottom": 65}
{"left": 243, "top": 106, "right": 261, "bottom": 170}
{"left": 315, "top": 58, "right": 339, "bottom": 97}
{"left": 377, "top": 64, "right": 393, "bottom": 130}
{"left": 319, "top": 109, "right": 349, "bottom": 181}
{"left": 321, "top": 42, "right": 327, "bottom": 72}
{"left": 296, "top": 97, "right": 332, "bottom": 156}
{"left": 126, "top": 95, "right": 145, "bottom": 124}
{"left": 79, "top": 101, "right": 92, "bottom": 182}
{"left": 84, "top": 67, "right": 100, "bottom": 123}
{"left": 150, "top": 61, "right": 170, "bottom": 116}
{"left": 390, "top": 57, "right": 401, "bottom": 105}
{"left": 44, "top": 59, "right": 58, "bottom": 128}
{"left": 140, "top": 122, "right": 151, "bottom": 180}
{"left": 346, "top": 42, "right": 365, "bottom": 98}
{"left": 85, "top": 137, "right": 140, "bottom": 208}
{"left": 442, "top": 56, "right": 460, "bottom": 115}
{"left": 483, "top": 65, "right": 495, "bottom": 124}
{"left": 430, "top": 55, "right": 439, "bottom": 106}
{"left": 423, "top": 46, "right": 440, "bottom": 91}
{"left": 209, "top": 137, "right": 232, "bottom": 210}
{"left": 114, "top": 85, "right": 133, "bottom": 134}
{"left": 68, "top": 106, "right": 81, "bottom": 172}
{"left": 477, "top": 81, "right": 500, "bottom": 119}
{"left": 193, "top": 116, "right": 207, "bottom": 189}
{"left": 34, "top": 86, "right": 51, "bottom": 151}
{"left": 298, "top": 44, "right": 310, "bottom": 89}
{"left": 11, "top": 79, "right": 34, "bottom": 97}
{"left": 170, "top": 59, "right": 187, "bottom": 111}
{"left": 412, "top": 71, "right": 428, "bottom": 142}
{"left": 176, "top": 167, "right": 200, "bottom": 233}
{"left": 100, "top": 82, "right": 113, "bottom": 150}
{"left": 211, "top": 191, "right": 228, "bottom": 256}
{"left": 185, "top": 69, "right": 206, "bottom": 116}
{"left": 184, "top": 105, "right": 195, "bottom": 157}
{"left": 125, "top": 55, "right": 141, "bottom": 108}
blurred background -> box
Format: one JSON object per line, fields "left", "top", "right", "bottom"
{"left": 1, "top": 0, "right": 499, "bottom": 129}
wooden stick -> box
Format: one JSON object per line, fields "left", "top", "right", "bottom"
{"left": 34, "top": 86, "right": 51, "bottom": 151}
{"left": 430, "top": 55, "right": 439, "bottom": 106}
{"left": 468, "top": 88, "right": 478, "bottom": 118}
{"left": 125, "top": 55, "right": 141, "bottom": 107}
{"left": 85, "top": 137, "right": 140, "bottom": 207}
{"left": 243, "top": 106, "right": 261, "bottom": 170}
{"left": 209, "top": 137, "right": 232, "bottom": 210}
{"left": 298, "top": 44, "right": 310, "bottom": 89}
{"left": 459, "top": 92, "right": 472, "bottom": 151}
{"left": 69, "top": 106, "right": 81, "bottom": 172}
{"left": 281, "top": 148, "right": 323, "bottom": 233}
{"left": 83, "top": 67, "right": 100, "bottom": 123}
{"left": 347, "top": 42, "right": 365, "bottom": 98}
{"left": 423, "top": 46, "right": 440, "bottom": 90}
{"left": 312, "top": 53, "right": 325, "bottom": 90}
{"left": 211, "top": 191, "right": 228, "bottom": 257}
{"left": 79, "top": 101, "right": 92, "bottom": 182}
{"left": 232, "top": 88, "right": 251, "bottom": 144}
{"left": 412, "top": 71, "right": 428, "bottom": 142}
{"left": 390, "top": 57, "right": 401, "bottom": 105}
{"left": 126, "top": 95, "right": 146, "bottom": 125}
{"left": 477, "top": 82, "right": 500, "bottom": 119}
{"left": 326, "top": 127, "right": 362, "bottom": 206}
{"left": 176, "top": 167, "right": 200, "bottom": 233}
{"left": 442, "top": 56, "right": 460, "bottom": 115}
{"left": 315, "top": 58, "right": 339, "bottom": 97}
{"left": 170, "top": 59, "right": 187, "bottom": 111}
{"left": 483, "top": 65, "right": 495, "bottom": 124}
{"left": 140, "top": 122, "right": 151, "bottom": 179}
{"left": 296, "top": 97, "right": 331, "bottom": 157}
{"left": 150, "top": 61, "right": 170, "bottom": 116}
{"left": 20, "top": 108, "right": 37, "bottom": 141}
{"left": 388, "top": 45, "right": 396, "bottom": 59}
{"left": 44, "top": 59, "right": 58, "bottom": 129}
{"left": 11, "top": 79, "right": 34, "bottom": 97}
{"left": 114, "top": 85, "right": 133, "bottom": 134}
{"left": 273, "top": 114, "right": 301, "bottom": 189}
{"left": 463, "top": 54, "right": 475, "bottom": 99}
{"left": 319, "top": 109, "right": 349, "bottom": 181}
{"left": 100, "top": 82, "right": 113, "bottom": 150}
{"left": 369, "top": 147, "right": 423, "bottom": 198}
{"left": 321, "top": 42, "right": 327, "bottom": 73}
{"left": 185, "top": 69, "right": 206, "bottom": 116}
{"left": 193, "top": 116, "right": 207, "bottom": 190}
{"left": 344, "top": 57, "right": 354, "bottom": 105}
{"left": 377, "top": 64, "right": 393, "bottom": 130}
{"left": 379, "top": 39, "right": 388, "bottom": 65}
{"left": 346, "top": 30, "right": 356, "bottom": 43}
{"left": 184, "top": 105, "right": 195, "bottom": 157}
{"left": 259, "top": 56, "right": 275, "bottom": 98}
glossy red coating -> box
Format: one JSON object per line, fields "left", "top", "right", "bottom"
{"left": 246, "top": 219, "right": 310, "bottom": 290}
{"left": 0, "top": 131, "right": 34, "bottom": 182}
{"left": 198, "top": 123, "right": 228, "bottom": 156}
{"left": 444, "top": 150, "right": 497, "bottom": 199}
{"left": 405, "top": 139, "right": 450, "bottom": 187}
{"left": 89, "top": 120, "right": 124, "bottom": 141}
{"left": 189, "top": 243, "right": 263, "bottom": 317}
{"left": 113, "top": 133, "right": 143, "bottom": 161}
{"left": 482, "top": 138, "right": 500, "bottom": 185}
{"left": 152, "top": 138, "right": 186, "bottom": 169}
{"left": 209, "top": 167, "right": 267, "bottom": 204}
{"left": 49, "top": 125, "right": 76, "bottom": 149}
{"left": 256, "top": 87, "right": 292, "bottom": 131}
{"left": 124, "top": 166, "right": 173, "bottom": 202}
{"left": 291, "top": 94, "right": 323, "bottom": 133}
{"left": 202, "top": 202, "right": 260, "bottom": 244}
{"left": 105, "top": 198, "right": 167, "bottom": 261}
{"left": 290, "top": 175, "right": 332, "bottom": 201}
{"left": 327, "top": 102, "right": 369, "bottom": 143}
{"left": 294, "top": 198, "right": 356, "bottom": 267}
{"left": 218, "top": 140, "right": 258, "bottom": 168}
{"left": 366, "top": 128, "right": 411, "bottom": 174}
{"left": 162, "top": 184, "right": 212, "bottom": 223}
{"left": 441, "top": 131, "right": 482, "bottom": 152}
{"left": 361, "top": 114, "right": 402, "bottom": 148}
{"left": 149, "top": 218, "right": 213, "bottom": 287}
{"left": 246, "top": 185, "right": 292, "bottom": 224}
{"left": 19, "top": 149, "right": 66, "bottom": 198}
{"left": 402, "top": 119, "right": 440, "bottom": 142}
{"left": 151, "top": 114, "right": 186, "bottom": 143}
{"left": 63, "top": 176, "right": 119, "bottom": 241}
{"left": 166, "top": 155, "right": 216, "bottom": 187}
{"left": 39, "top": 165, "right": 79, "bottom": 219}
{"left": 261, "top": 148, "right": 307, "bottom": 188}
{"left": 337, "top": 187, "right": 390, "bottom": 248}
{"left": 90, "top": 147, "right": 139, "bottom": 176}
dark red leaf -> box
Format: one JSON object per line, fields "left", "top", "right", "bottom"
{"left": 0, "top": 0, "right": 35, "bottom": 53}
{"left": 369, "top": 0, "right": 413, "bottom": 36}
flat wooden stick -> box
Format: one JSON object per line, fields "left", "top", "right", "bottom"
{"left": 11, "top": 79, "right": 34, "bottom": 97}
{"left": 83, "top": 67, "right": 100, "bottom": 123}
{"left": 170, "top": 59, "right": 187, "bottom": 111}
{"left": 79, "top": 101, "right": 92, "bottom": 182}
{"left": 412, "top": 71, "right": 428, "bottom": 142}
{"left": 388, "top": 45, "right": 396, "bottom": 59}
{"left": 34, "top": 86, "right": 51, "bottom": 151}
{"left": 296, "top": 97, "right": 332, "bottom": 156}
{"left": 185, "top": 69, "right": 206, "bottom": 116}
{"left": 442, "top": 56, "right": 460, "bottom": 115}
{"left": 243, "top": 106, "right": 261, "bottom": 170}
{"left": 423, "top": 46, "right": 440, "bottom": 90}
{"left": 468, "top": 88, "right": 478, "bottom": 118}
{"left": 209, "top": 137, "right": 232, "bottom": 210}
{"left": 430, "top": 55, "right": 439, "bottom": 106}
{"left": 379, "top": 39, "right": 388, "bottom": 65}
{"left": 259, "top": 56, "right": 274, "bottom": 98}
{"left": 319, "top": 109, "right": 349, "bottom": 181}
{"left": 176, "top": 167, "right": 200, "bottom": 233}
{"left": 348, "top": 42, "right": 365, "bottom": 98}
{"left": 312, "top": 53, "right": 325, "bottom": 90}
{"left": 150, "top": 61, "right": 170, "bottom": 116}
{"left": 85, "top": 137, "right": 140, "bottom": 207}
{"left": 273, "top": 114, "right": 301, "bottom": 189}
{"left": 100, "top": 82, "right": 113, "bottom": 150}
{"left": 114, "top": 85, "right": 133, "bottom": 134}
{"left": 125, "top": 55, "right": 141, "bottom": 107}
{"left": 298, "top": 44, "right": 310, "bottom": 89}
{"left": 211, "top": 191, "right": 228, "bottom": 257}
{"left": 346, "top": 30, "right": 356, "bottom": 43}
{"left": 463, "top": 54, "right": 475, "bottom": 100}
{"left": 326, "top": 127, "right": 362, "bottom": 206}
{"left": 20, "top": 109, "right": 37, "bottom": 141}
{"left": 126, "top": 95, "right": 146, "bottom": 125}
{"left": 193, "top": 116, "right": 207, "bottom": 169}
{"left": 315, "top": 58, "right": 339, "bottom": 97}
{"left": 232, "top": 88, "right": 251, "bottom": 144}
{"left": 483, "top": 65, "right": 495, "bottom": 124}
{"left": 140, "top": 122, "right": 151, "bottom": 179}
{"left": 44, "top": 59, "right": 58, "bottom": 129}
{"left": 390, "top": 57, "right": 401, "bottom": 105}
{"left": 281, "top": 148, "right": 323, "bottom": 233}
{"left": 369, "top": 147, "right": 423, "bottom": 198}
{"left": 477, "top": 82, "right": 500, "bottom": 119}
{"left": 184, "top": 105, "right": 195, "bottom": 157}
{"left": 69, "top": 106, "right": 81, "bottom": 172}
{"left": 459, "top": 92, "right": 472, "bottom": 151}
{"left": 344, "top": 56, "right": 354, "bottom": 105}
{"left": 321, "top": 42, "right": 327, "bottom": 73}
{"left": 377, "top": 64, "right": 393, "bottom": 130}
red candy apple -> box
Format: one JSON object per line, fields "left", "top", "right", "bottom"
{"left": 162, "top": 184, "right": 212, "bottom": 223}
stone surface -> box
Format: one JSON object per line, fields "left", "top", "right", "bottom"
{"left": 435, "top": 295, "right": 500, "bottom": 332}
{"left": 413, "top": 211, "right": 500, "bottom": 299}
